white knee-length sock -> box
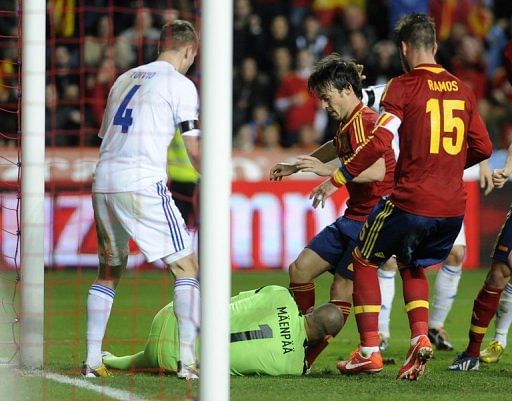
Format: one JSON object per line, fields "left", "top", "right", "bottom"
{"left": 495, "top": 283, "right": 512, "bottom": 348}
{"left": 86, "top": 284, "right": 115, "bottom": 368}
{"left": 378, "top": 269, "right": 396, "bottom": 338}
{"left": 174, "top": 278, "right": 200, "bottom": 367}
{"left": 429, "top": 264, "right": 462, "bottom": 329}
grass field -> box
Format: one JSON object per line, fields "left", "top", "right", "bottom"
{"left": 3, "top": 268, "right": 512, "bottom": 401}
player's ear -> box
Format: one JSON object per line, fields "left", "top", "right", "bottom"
{"left": 323, "top": 334, "right": 333, "bottom": 343}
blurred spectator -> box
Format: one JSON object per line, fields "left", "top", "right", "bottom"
{"left": 233, "top": 57, "right": 272, "bottom": 131}
{"left": 270, "top": 47, "right": 294, "bottom": 90}
{"left": 54, "top": 45, "right": 80, "bottom": 95}
{"left": 45, "top": 83, "right": 81, "bottom": 146}
{"left": 248, "top": 104, "right": 276, "bottom": 144}
{"left": 366, "top": 39, "right": 402, "bottom": 85}
{"left": 233, "top": 0, "right": 266, "bottom": 68}
{"left": 290, "top": 0, "right": 314, "bottom": 29}
{"left": 260, "top": 123, "right": 284, "bottom": 150}
{"left": 87, "top": 57, "right": 117, "bottom": 128}
{"left": 430, "top": 0, "right": 473, "bottom": 41}
{"left": 331, "top": 5, "right": 377, "bottom": 57}
{"left": 47, "top": 0, "right": 77, "bottom": 38}
{"left": 264, "top": 15, "right": 297, "bottom": 72}
{"left": 234, "top": 124, "right": 256, "bottom": 151}
{"left": 485, "top": 18, "right": 509, "bottom": 79}
{"left": 450, "top": 34, "right": 488, "bottom": 100}
{"left": 388, "top": 0, "right": 428, "bottom": 33}
{"left": 292, "top": 124, "right": 321, "bottom": 152}
{"left": 275, "top": 49, "right": 318, "bottom": 147}
{"left": 84, "top": 15, "right": 113, "bottom": 68}
{"left": 295, "top": 13, "right": 330, "bottom": 62}
{"left": 115, "top": 7, "right": 160, "bottom": 69}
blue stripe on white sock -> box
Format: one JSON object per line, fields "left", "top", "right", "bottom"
{"left": 505, "top": 283, "right": 512, "bottom": 295}
{"left": 175, "top": 278, "right": 200, "bottom": 290}
{"left": 441, "top": 265, "right": 462, "bottom": 275}
{"left": 90, "top": 284, "right": 116, "bottom": 299}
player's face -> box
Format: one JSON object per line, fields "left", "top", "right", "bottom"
{"left": 317, "top": 85, "right": 351, "bottom": 121}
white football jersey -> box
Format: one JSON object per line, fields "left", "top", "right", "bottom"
{"left": 93, "top": 61, "right": 200, "bottom": 193}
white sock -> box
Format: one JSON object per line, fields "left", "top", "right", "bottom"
{"left": 378, "top": 269, "right": 396, "bottom": 338}
{"left": 86, "top": 284, "right": 115, "bottom": 368}
{"left": 174, "top": 278, "right": 200, "bottom": 367}
{"left": 360, "top": 346, "right": 380, "bottom": 357}
{"left": 494, "top": 283, "right": 512, "bottom": 348}
{"left": 429, "top": 264, "right": 461, "bottom": 329}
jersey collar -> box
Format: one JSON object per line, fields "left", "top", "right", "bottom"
{"left": 413, "top": 63, "right": 445, "bottom": 74}
{"left": 340, "top": 101, "right": 365, "bottom": 132}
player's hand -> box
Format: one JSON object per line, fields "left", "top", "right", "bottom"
{"left": 479, "top": 161, "right": 494, "bottom": 195}
{"left": 296, "top": 155, "right": 336, "bottom": 177}
{"left": 270, "top": 162, "right": 298, "bottom": 181}
{"left": 492, "top": 168, "right": 511, "bottom": 189}
{"left": 356, "top": 63, "right": 367, "bottom": 81}
{"left": 309, "top": 178, "right": 338, "bottom": 209}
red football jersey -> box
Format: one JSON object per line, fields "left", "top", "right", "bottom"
{"left": 334, "top": 102, "right": 395, "bottom": 221}
{"left": 344, "top": 64, "right": 492, "bottom": 217}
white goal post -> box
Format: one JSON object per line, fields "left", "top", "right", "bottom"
{"left": 199, "top": 0, "right": 233, "bottom": 400}
{"left": 20, "top": 0, "right": 46, "bottom": 369}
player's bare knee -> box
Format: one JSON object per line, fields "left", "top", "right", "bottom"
{"left": 487, "top": 261, "right": 512, "bottom": 288}
{"left": 330, "top": 275, "right": 353, "bottom": 302}
{"left": 289, "top": 259, "right": 313, "bottom": 282}
{"left": 446, "top": 245, "right": 465, "bottom": 267}
{"left": 167, "top": 253, "right": 198, "bottom": 279}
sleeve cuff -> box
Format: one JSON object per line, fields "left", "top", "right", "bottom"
{"left": 330, "top": 166, "right": 354, "bottom": 187}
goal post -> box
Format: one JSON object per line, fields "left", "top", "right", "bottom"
{"left": 199, "top": 0, "right": 233, "bottom": 399}
{"left": 20, "top": 0, "right": 46, "bottom": 369}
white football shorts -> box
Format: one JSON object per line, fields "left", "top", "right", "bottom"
{"left": 453, "top": 223, "right": 466, "bottom": 247}
{"left": 93, "top": 180, "right": 193, "bottom": 265}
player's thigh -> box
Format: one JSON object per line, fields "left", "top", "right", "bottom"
{"left": 307, "top": 217, "right": 363, "bottom": 272}
{"left": 112, "top": 181, "right": 193, "bottom": 264}
{"left": 92, "top": 193, "right": 130, "bottom": 267}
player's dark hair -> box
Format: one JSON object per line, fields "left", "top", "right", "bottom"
{"left": 308, "top": 53, "right": 363, "bottom": 99}
{"left": 159, "top": 19, "right": 198, "bottom": 52}
{"left": 394, "top": 13, "right": 436, "bottom": 50}
{"left": 305, "top": 303, "right": 343, "bottom": 342}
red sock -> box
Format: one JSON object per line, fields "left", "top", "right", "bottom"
{"left": 399, "top": 265, "right": 429, "bottom": 338}
{"left": 305, "top": 300, "right": 350, "bottom": 368}
{"left": 330, "top": 300, "right": 352, "bottom": 326}
{"left": 466, "top": 283, "right": 503, "bottom": 357}
{"left": 352, "top": 249, "right": 380, "bottom": 347}
{"left": 289, "top": 282, "right": 315, "bottom": 314}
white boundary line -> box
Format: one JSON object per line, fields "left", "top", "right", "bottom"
{"left": 23, "top": 370, "right": 150, "bottom": 401}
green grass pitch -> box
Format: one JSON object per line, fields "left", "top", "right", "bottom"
{"left": 3, "top": 268, "right": 512, "bottom": 401}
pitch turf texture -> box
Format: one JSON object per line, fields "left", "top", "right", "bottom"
{"left": 3, "top": 269, "right": 512, "bottom": 401}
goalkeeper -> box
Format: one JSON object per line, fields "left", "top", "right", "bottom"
{"left": 103, "top": 285, "right": 343, "bottom": 376}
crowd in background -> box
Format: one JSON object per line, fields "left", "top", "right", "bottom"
{"left": 1, "top": 0, "right": 512, "bottom": 151}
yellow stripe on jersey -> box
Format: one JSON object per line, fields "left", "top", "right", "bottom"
{"left": 354, "top": 305, "right": 381, "bottom": 314}
{"left": 361, "top": 200, "right": 394, "bottom": 258}
{"left": 357, "top": 115, "right": 366, "bottom": 143}
{"left": 405, "top": 300, "right": 429, "bottom": 312}
{"left": 414, "top": 66, "right": 445, "bottom": 74}
{"left": 354, "top": 115, "right": 363, "bottom": 143}
{"left": 470, "top": 324, "right": 487, "bottom": 335}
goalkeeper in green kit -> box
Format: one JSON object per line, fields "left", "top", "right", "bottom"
{"left": 103, "top": 285, "right": 343, "bottom": 376}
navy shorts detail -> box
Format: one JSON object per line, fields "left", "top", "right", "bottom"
{"left": 306, "top": 217, "right": 363, "bottom": 280}
{"left": 357, "top": 198, "right": 464, "bottom": 268}
{"left": 491, "top": 206, "right": 512, "bottom": 264}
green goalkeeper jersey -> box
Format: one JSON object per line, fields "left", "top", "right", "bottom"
{"left": 146, "top": 285, "right": 307, "bottom": 376}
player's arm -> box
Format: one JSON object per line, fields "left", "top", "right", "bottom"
{"left": 182, "top": 133, "right": 200, "bottom": 172}
{"left": 465, "top": 93, "right": 493, "bottom": 169}
{"left": 351, "top": 157, "right": 386, "bottom": 183}
{"left": 479, "top": 159, "right": 494, "bottom": 195}
{"left": 493, "top": 143, "right": 512, "bottom": 188}
{"left": 270, "top": 140, "right": 338, "bottom": 180}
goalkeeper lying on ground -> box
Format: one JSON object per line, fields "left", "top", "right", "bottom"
{"left": 103, "top": 285, "right": 343, "bottom": 376}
